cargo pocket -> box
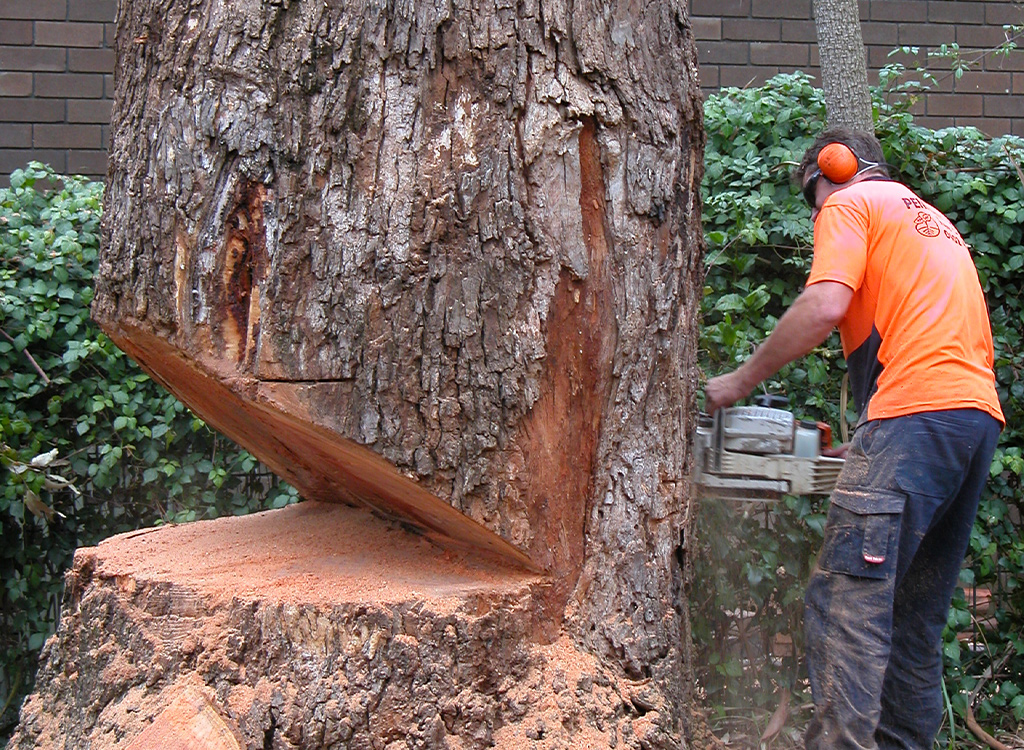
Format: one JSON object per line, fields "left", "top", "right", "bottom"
{"left": 818, "top": 489, "right": 905, "bottom": 579}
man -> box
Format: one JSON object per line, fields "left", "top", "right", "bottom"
{"left": 705, "top": 126, "right": 1004, "bottom": 750}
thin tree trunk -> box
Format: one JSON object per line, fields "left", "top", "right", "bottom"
{"left": 813, "top": 0, "right": 874, "bottom": 131}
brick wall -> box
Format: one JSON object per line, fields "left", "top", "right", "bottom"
{"left": 1, "top": 1, "right": 1022, "bottom": 185}
{"left": 0, "top": 0, "right": 115, "bottom": 184}
{"left": 690, "top": 0, "right": 1024, "bottom": 137}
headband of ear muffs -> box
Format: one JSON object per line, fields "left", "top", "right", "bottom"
{"left": 817, "top": 142, "right": 881, "bottom": 183}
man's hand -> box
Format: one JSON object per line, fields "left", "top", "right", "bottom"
{"left": 822, "top": 443, "right": 850, "bottom": 459}
{"left": 705, "top": 370, "right": 754, "bottom": 414}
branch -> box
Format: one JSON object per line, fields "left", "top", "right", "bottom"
{"left": 1003, "top": 144, "right": 1024, "bottom": 190}
{"left": 926, "top": 28, "right": 1024, "bottom": 87}
{"left": 0, "top": 327, "right": 51, "bottom": 386}
{"left": 964, "top": 642, "right": 1016, "bottom": 750}
{"left": 966, "top": 706, "right": 1012, "bottom": 750}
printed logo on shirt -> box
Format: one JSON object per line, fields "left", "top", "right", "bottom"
{"left": 914, "top": 212, "right": 941, "bottom": 238}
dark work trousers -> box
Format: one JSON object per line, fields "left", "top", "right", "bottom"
{"left": 803, "top": 408, "right": 1002, "bottom": 750}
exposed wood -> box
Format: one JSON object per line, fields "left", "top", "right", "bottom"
{"left": 103, "top": 321, "right": 538, "bottom": 572}
{"left": 123, "top": 682, "right": 244, "bottom": 750}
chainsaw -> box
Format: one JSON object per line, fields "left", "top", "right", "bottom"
{"left": 693, "top": 396, "right": 845, "bottom": 503}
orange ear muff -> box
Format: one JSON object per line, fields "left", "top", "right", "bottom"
{"left": 817, "top": 143, "right": 860, "bottom": 183}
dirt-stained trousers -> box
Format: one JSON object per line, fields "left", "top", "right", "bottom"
{"left": 803, "top": 408, "right": 1002, "bottom": 750}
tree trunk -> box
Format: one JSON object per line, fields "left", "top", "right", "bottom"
{"left": 812, "top": 0, "right": 874, "bottom": 131}
{"left": 12, "top": 0, "right": 708, "bottom": 746}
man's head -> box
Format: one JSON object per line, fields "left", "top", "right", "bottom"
{"left": 797, "top": 127, "right": 889, "bottom": 219}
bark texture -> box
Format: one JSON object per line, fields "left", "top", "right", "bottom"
{"left": 19, "top": 0, "right": 708, "bottom": 746}
{"left": 812, "top": 0, "right": 874, "bottom": 132}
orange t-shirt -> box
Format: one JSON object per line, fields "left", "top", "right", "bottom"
{"left": 806, "top": 179, "right": 1004, "bottom": 425}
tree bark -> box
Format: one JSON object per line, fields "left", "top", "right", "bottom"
{"left": 812, "top": 0, "right": 874, "bottom": 132}
{"left": 14, "top": 0, "right": 708, "bottom": 746}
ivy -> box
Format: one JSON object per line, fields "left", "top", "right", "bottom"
{"left": 0, "top": 164, "right": 298, "bottom": 738}
{"left": 696, "top": 73, "right": 1024, "bottom": 745}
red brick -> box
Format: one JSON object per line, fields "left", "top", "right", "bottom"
{"left": 67, "top": 149, "right": 107, "bottom": 178}
{"left": 0, "top": 97, "right": 65, "bottom": 122}
{"left": 1013, "top": 119, "right": 1024, "bottom": 137}
{"left": 34, "top": 123, "right": 102, "bottom": 149}
{"left": 862, "top": 24, "right": 899, "bottom": 45}
{"left": 0, "top": 20, "right": 32, "bottom": 45}
{"left": 952, "top": 116, "right": 1011, "bottom": 136}
{"left": 68, "top": 98, "right": 112, "bottom": 123}
{"left": 105, "top": 23, "right": 116, "bottom": 46}
{"left": 898, "top": 23, "right": 957, "bottom": 47}
{"left": 698, "top": 41, "right": 750, "bottom": 65}
{"left": 914, "top": 115, "right": 957, "bottom": 130}
{"left": 992, "top": 48, "right": 1024, "bottom": 71}
{"left": 927, "top": 72, "right": 958, "bottom": 94}
{"left": 0, "top": 0, "right": 66, "bottom": 20}
{"left": 983, "top": 93, "right": 1024, "bottom": 117}
{"left": 0, "top": 45, "right": 66, "bottom": 71}
{"left": 986, "top": 2, "right": 1024, "bottom": 25}
{"left": 958, "top": 23, "right": 1017, "bottom": 48}
{"left": 1015, "top": 73, "right": 1024, "bottom": 95}
{"left": 69, "top": 47, "right": 115, "bottom": 72}
{"left": 36, "top": 21, "right": 104, "bottom": 47}
{"left": 750, "top": 42, "right": 810, "bottom": 66}
{"left": 0, "top": 150, "right": 67, "bottom": 180}
{"left": 953, "top": 70, "right": 1013, "bottom": 93}
{"left": 926, "top": 92, "right": 983, "bottom": 115}
{"left": 752, "top": 0, "right": 810, "bottom": 19}
{"left": 719, "top": 65, "right": 780, "bottom": 88}
{"left": 869, "top": 45, "right": 926, "bottom": 68}
{"left": 869, "top": 1, "right": 928, "bottom": 22}
{"left": 0, "top": 72, "right": 33, "bottom": 96}
{"left": 690, "top": 0, "right": 750, "bottom": 17}
{"left": 699, "top": 66, "right": 721, "bottom": 88}
{"left": 0, "top": 124, "right": 31, "bottom": 148}
{"left": 928, "top": 1, "right": 986, "bottom": 24}
{"left": 34, "top": 72, "right": 104, "bottom": 98}
{"left": 691, "top": 17, "right": 722, "bottom": 41}
{"left": 723, "top": 19, "right": 782, "bottom": 41}
{"left": 69, "top": 0, "right": 116, "bottom": 22}
{"left": 780, "top": 20, "right": 817, "bottom": 43}
{"left": 104, "top": 73, "right": 115, "bottom": 98}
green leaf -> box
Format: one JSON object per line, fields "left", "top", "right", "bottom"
{"left": 1011, "top": 695, "right": 1024, "bottom": 721}
{"left": 943, "top": 640, "right": 961, "bottom": 663}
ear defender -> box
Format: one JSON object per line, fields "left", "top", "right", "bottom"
{"left": 817, "top": 142, "right": 862, "bottom": 183}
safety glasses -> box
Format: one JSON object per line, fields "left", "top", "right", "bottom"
{"left": 802, "top": 169, "right": 823, "bottom": 209}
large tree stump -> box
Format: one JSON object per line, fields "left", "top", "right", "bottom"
{"left": 13, "top": 0, "right": 707, "bottom": 746}
{"left": 11, "top": 503, "right": 701, "bottom": 749}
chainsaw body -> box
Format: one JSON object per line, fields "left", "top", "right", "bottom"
{"left": 694, "top": 405, "right": 845, "bottom": 502}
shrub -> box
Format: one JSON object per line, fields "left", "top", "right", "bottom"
{"left": 696, "top": 72, "right": 1024, "bottom": 744}
{"left": 0, "top": 163, "right": 298, "bottom": 737}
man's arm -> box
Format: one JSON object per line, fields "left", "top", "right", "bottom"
{"left": 705, "top": 281, "right": 854, "bottom": 413}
